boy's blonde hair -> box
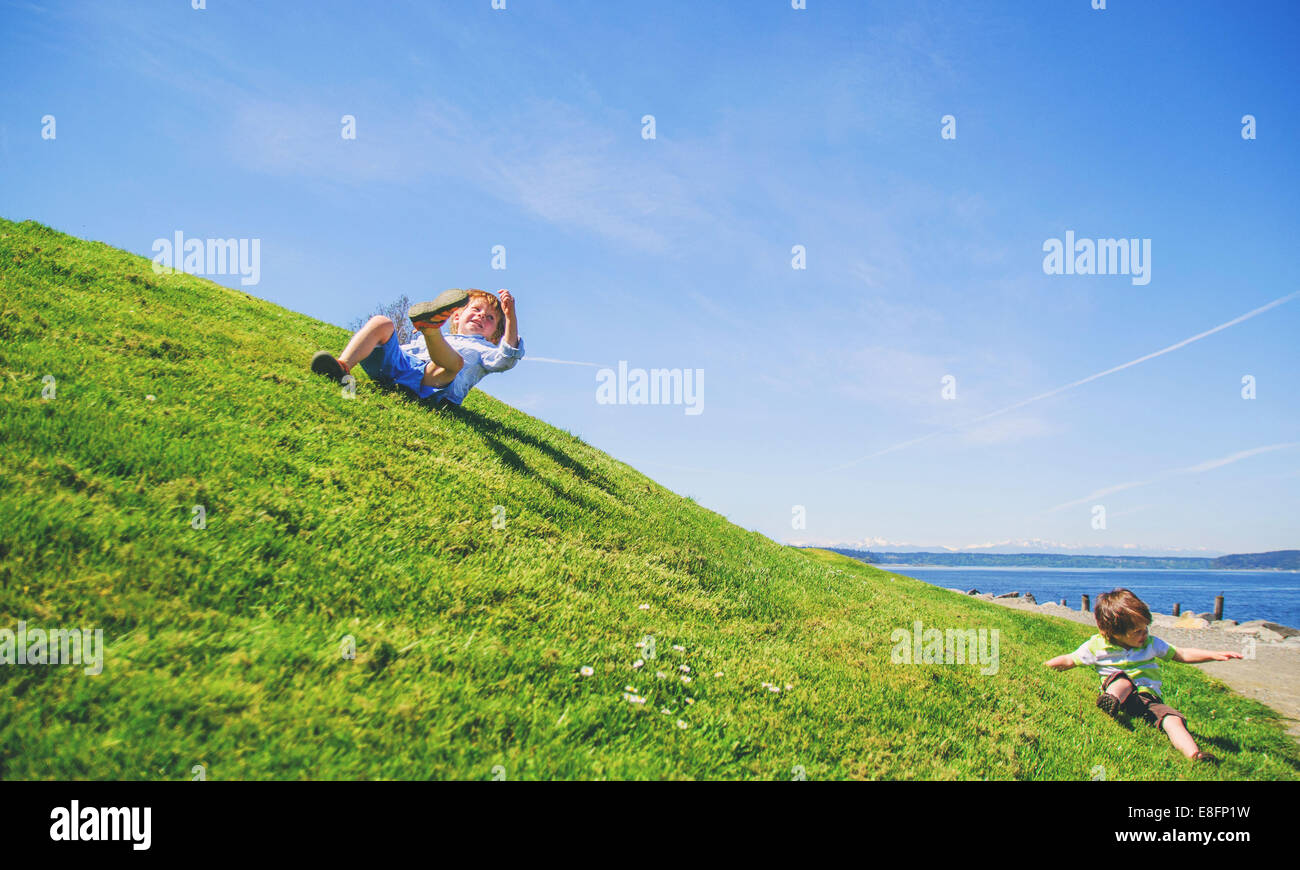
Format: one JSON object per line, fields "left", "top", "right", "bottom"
{"left": 1094, "top": 588, "right": 1152, "bottom": 642}
{"left": 448, "top": 289, "right": 505, "bottom": 343}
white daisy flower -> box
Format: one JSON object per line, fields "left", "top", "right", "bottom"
{"left": 632, "top": 659, "right": 644, "bottom": 669}
{"left": 579, "top": 666, "right": 594, "bottom": 677}
{"left": 638, "top": 604, "right": 650, "bottom": 610}
{"left": 623, "top": 693, "right": 646, "bottom": 705}
{"left": 672, "top": 645, "right": 685, "bottom": 652}
{"left": 656, "top": 671, "right": 666, "bottom": 680}
{"left": 685, "top": 698, "right": 695, "bottom": 705}
{"left": 681, "top": 675, "right": 692, "bottom": 684}
{"left": 678, "top": 665, "right": 690, "bottom": 673}
{"left": 676, "top": 720, "right": 688, "bottom": 729}
{"left": 714, "top": 672, "right": 724, "bottom": 678}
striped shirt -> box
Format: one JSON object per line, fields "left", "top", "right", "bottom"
{"left": 1071, "top": 634, "right": 1179, "bottom": 697}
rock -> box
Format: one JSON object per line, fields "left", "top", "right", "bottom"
{"left": 965, "top": 588, "right": 980, "bottom": 596}
{"left": 1194, "top": 612, "right": 1215, "bottom": 621}
{"left": 1174, "top": 616, "right": 1210, "bottom": 629}
{"left": 1213, "top": 619, "right": 1238, "bottom": 627}
{"left": 1228, "top": 621, "right": 1300, "bottom": 641}
{"left": 1152, "top": 613, "right": 1181, "bottom": 628}
{"left": 994, "top": 591, "right": 1020, "bottom": 599}
{"left": 976, "top": 593, "right": 994, "bottom": 600}
{"left": 1023, "top": 593, "right": 1037, "bottom": 604}
{"left": 1262, "top": 622, "right": 1300, "bottom": 639}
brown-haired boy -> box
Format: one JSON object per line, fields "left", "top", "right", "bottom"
{"left": 310, "top": 288, "right": 523, "bottom": 405}
{"left": 1044, "top": 588, "right": 1242, "bottom": 764}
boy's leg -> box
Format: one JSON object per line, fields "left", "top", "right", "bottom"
{"left": 1104, "top": 672, "right": 1135, "bottom": 704}
{"left": 338, "top": 316, "right": 396, "bottom": 371}
{"left": 1160, "top": 715, "right": 1200, "bottom": 759}
{"left": 1096, "top": 672, "right": 1134, "bottom": 719}
{"left": 418, "top": 326, "right": 465, "bottom": 388}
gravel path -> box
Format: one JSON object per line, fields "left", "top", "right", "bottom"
{"left": 964, "top": 593, "right": 1300, "bottom": 742}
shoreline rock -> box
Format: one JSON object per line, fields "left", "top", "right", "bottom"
{"left": 952, "top": 587, "right": 1299, "bottom": 639}
{"left": 957, "top": 588, "right": 1300, "bottom": 643}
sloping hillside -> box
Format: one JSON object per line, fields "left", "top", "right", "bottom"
{"left": 1, "top": 218, "right": 1296, "bottom": 780}
{"left": 1214, "top": 551, "right": 1300, "bottom": 571}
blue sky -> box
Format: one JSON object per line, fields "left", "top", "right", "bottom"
{"left": 3, "top": 0, "right": 1297, "bottom": 555}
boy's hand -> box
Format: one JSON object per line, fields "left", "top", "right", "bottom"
{"left": 1207, "top": 651, "right": 1245, "bottom": 661}
{"left": 1044, "top": 655, "right": 1075, "bottom": 671}
{"left": 497, "top": 289, "right": 520, "bottom": 349}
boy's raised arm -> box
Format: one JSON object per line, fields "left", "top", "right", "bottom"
{"left": 499, "top": 289, "right": 519, "bottom": 349}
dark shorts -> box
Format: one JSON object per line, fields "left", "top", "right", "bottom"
{"left": 1102, "top": 671, "right": 1185, "bottom": 728}
{"left": 357, "top": 333, "right": 449, "bottom": 403}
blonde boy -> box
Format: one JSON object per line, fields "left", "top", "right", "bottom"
{"left": 311, "top": 288, "right": 523, "bottom": 405}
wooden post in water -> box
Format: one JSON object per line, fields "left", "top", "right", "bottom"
{"left": 1082, "top": 594, "right": 1090, "bottom": 612}
{"left": 1172, "top": 603, "right": 1180, "bottom": 617}
{"left": 1214, "top": 594, "right": 1224, "bottom": 622}
{"left": 1060, "top": 598, "right": 1066, "bottom": 607}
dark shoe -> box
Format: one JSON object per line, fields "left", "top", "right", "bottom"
{"left": 409, "top": 289, "right": 470, "bottom": 330}
{"left": 311, "top": 351, "right": 346, "bottom": 382}
{"left": 1192, "top": 751, "right": 1220, "bottom": 765}
{"left": 1096, "top": 693, "right": 1122, "bottom": 719}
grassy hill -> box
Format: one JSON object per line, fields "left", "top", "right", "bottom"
{"left": 1213, "top": 550, "right": 1300, "bottom": 571}
{"left": 2, "top": 217, "right": 1297, "bottom": 780}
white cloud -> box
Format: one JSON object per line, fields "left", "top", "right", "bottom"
{"left": 828, "top": 345, "right": 955, "bottom": 409}
{"left": 961, "top": 416, "right": 1056, "bottom": 447}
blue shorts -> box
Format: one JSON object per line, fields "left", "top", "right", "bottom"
{"left": 358, "top": 333, "right": 450, "bottom": 403}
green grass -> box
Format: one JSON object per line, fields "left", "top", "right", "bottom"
{"left": 1, "top": 216, "right": 1297, "bottom": 780}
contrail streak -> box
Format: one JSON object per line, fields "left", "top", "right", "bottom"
{"left": 1046, "top": 442, "right": 1299, "bottom": 513}
{"left": 821, "top": 290, "right": 1298, "bottom": 473}
{"left": 525, "top": 356, "right": 606, "bottom": 367}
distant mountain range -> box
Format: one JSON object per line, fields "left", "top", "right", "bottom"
{"left": 825, "top": 549, "right": 1300, "bottom": 571}
{"left": 804, "top": 538, "right": 1223, "bottom": 558}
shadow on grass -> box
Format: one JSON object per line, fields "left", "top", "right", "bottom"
{"left": 432, "top": 401, "right": 624, "bottom": 500}
{"left": 1199, "top": 731, "right": 1300, "bottom": 775}
{"left": 1197, "top": 733, "right": 1242, "bottom": 754}
{"left": 1106, "top": 716, "right": 1137, "bottom": 734}
{"left": 352, "top": 381, "right": 609, "bottom": 512}
{"left": 402, "top": 399, "right": 609, "bottom": 513}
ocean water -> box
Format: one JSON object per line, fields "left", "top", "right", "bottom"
{"left": 880, "top": 566, "right": 1300, "bottom": 629}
